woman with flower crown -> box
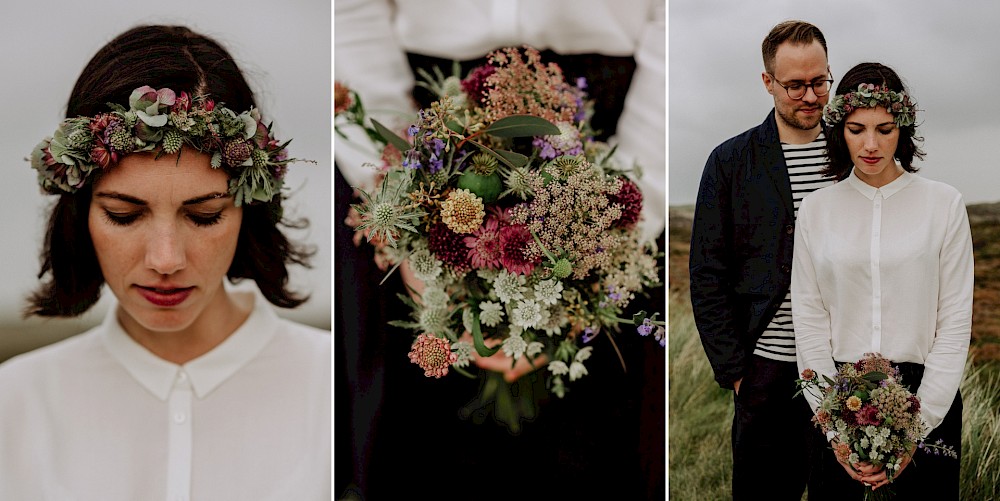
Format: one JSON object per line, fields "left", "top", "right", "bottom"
{"left": 0, "top": 25, "right": 330, "bottom": 500}
{"left": 792, "top": 62, "right": 973, "bottom": 499}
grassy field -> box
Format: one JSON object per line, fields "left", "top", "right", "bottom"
{"left": 668, "top": 203, "right": 1000, "bottom": 500}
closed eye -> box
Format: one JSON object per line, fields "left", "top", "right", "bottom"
{"left": 103, "top": 210, "right": 141, "bottom": 226}
{"left": 188, "top": 212, "right": 224, "bottom": 227}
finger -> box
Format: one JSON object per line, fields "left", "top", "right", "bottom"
{"left": 502, "top": 354, "right": 549, "bottom": 383}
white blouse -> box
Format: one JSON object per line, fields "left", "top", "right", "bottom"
{"left": 792, "top": 170, "right": 974, "bottom": 434}
{"left": 0, "top": 290, "right": 331, "bottom": 501}
{"left": 334, "top": 0, "right": 665, "bottom": 242}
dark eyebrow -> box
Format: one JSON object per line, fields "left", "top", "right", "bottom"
{"left": 93, "top": 191, "right": 231, "bottom": 206}
{"left": 182, "top": 192, "right": 231, "bottom": 205}
{"left": 845, "top": 121, "right": 896, "bottom": 127}
{"left": 94, "top": 192, "right": 147, "bottom": 205}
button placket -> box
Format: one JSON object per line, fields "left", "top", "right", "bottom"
{"left": 166, "top": 370, "right": 192, "bottom": 501}
{"left": 870, "top": 191, "right": 883, "bottom": 353}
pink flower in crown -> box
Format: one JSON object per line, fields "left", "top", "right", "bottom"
{"left": 408, "top": 333, "right": 457, "bottom": 378}
{"left": 173, "top": 91, "right": 193, "bottom": 112}
{"left": 90, "top": 145, "right": 113, "bottom": 169}
{"left": 204, "top": 99, "right": 216, "bottom": 112}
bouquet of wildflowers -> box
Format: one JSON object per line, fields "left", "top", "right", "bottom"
{"left": 796, "top": 353, "right": 957, "bottom": 500}
{"left": 335, "top": 46, "right": 663, "bottom": 429}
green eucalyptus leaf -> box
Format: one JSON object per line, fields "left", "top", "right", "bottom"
{"left": 370, "top": 118, "right": 412, "bottom": 152}
{"left": 483, "top": 115, "right": 560, "bottom": 138}
{"left": 493, "top": 149, "right": 529, "bottom": 168}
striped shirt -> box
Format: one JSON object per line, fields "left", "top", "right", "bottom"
{"left": 754, "top": 131, "right": 833, "bottom": 362}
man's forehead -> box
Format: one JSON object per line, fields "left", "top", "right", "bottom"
{"left": 772, "top": 41, "right": 828, "bottom": 77}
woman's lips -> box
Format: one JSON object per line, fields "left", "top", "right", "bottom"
{"left": 861, "top": 156, "right": 881, "bottom": 165}
{"left": 135, "top": 286, "right": 194, "bottom": 307}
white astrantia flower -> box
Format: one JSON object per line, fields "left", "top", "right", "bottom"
{"left": 574, "top": 346, "right": 593, "bottom": 362}
{"left": 532, "top": 279, "right": 563, "bottom": 306}
{"left": 548, "top": 361, "right": 569, "bottom": 376}
{"left": 526, "top": 341, "right": 545, "bottom": 358}
{"left": 476, "top": 268, "right": 500, "bottom": 282}
{"left": 493, "top": 270, "right": 526, "bottom": 304}
{"left": 538, "top": 304, "right": 567, "bottom": 336}
{"left": 510, "top": 299, "right": 542, "bottom": 329}
{"left": 479, "top": 301, "right": 504, "bottom": 327}
{"left": 569, "top": 361, "right": 589, "bottom": 381}
{"left": 501, "top": 333, "right": 528, "bottom": 359}
{"left": 451, "top": 341, "right": 474, "bottom": 368}
{"left": 409, "top": 249, "right": 443, "bottom": 283}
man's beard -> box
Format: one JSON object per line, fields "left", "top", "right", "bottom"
{"left": 776, "top": 104, "right": 822, "bottom": 131}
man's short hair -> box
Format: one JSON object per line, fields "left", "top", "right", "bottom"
{"left": 762, "top": 20, "right": 828, "bottom": 74}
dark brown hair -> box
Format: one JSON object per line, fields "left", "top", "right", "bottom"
{"left": 26, "top": 25, "right": 313, "bottom": 317}
{"left": 762, "top": 20, "right": 828, "bottom": 74}
{"left": 822, "top": 62, "right": 925, "bottom": 180}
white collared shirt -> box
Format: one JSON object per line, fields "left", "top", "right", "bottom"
{"left": 792, "top": 170, "right": 974, "bottom": 434}
{"left": 0, "top": 289, "right": 331, "bottom": 501}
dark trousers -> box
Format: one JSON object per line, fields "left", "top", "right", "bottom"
{"left": 808, "top": 363, "right": 962, "bottom": 501}
{"left": 732, "top": 354, "right": 819, "bottom": 500}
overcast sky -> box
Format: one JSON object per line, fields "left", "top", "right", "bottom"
{"left": 0, "top": 0, "right": 330, "bottom": 329}
{"left": 670, "top": 0, "right": 1000, "bottom": 206}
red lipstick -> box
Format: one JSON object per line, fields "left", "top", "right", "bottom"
{"left": 136, "top": 285, "right": 194, "bottom": 307}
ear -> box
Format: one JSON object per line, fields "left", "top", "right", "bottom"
{"left": 762, "top": 71, "right": 774, "bottom": 96}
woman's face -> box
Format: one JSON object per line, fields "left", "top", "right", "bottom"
{"left": 88, "top": 149, "right": 242, "bottom": 334}
{"left": 844, "top": 106, "right": 902, "bottom": 186}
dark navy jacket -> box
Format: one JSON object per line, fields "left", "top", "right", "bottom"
{"left": 689, "top": 110, "right": 799, "bottom": 389}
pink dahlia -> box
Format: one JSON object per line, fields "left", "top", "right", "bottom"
{"left": 464, "top": 216, "right": 503, "bottom": 269}
{"left": 499, "top": 223, "right": 540, "bottom": 275}
{"left": 427, "top": 222, "right": 472, "bottom": 272}
{"left": 856, "top": 405, "right": 881, "bottom": 426}
{"left": 408, "top": 333, "right": 457, "bottom": 378}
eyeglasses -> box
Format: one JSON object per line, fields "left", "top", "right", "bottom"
{"left": 768, "top": 73, "right": 834, "bottom": 100}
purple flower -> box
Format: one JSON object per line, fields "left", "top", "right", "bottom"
{"left": 402, "top": 149, "right": 422, "bottom": 169}
{"left": 576, "top": 77, "right": 588, "bottom": 90}
{"left": 637, "top": 318, "right": 654, "bottom": 337}
{"left": 407, "top": 125, "right": 419, "bottom": 137}
{"left": 582, "top": 327, "right": 597, "bottom": 343}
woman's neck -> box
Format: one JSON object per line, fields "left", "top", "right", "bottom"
{"left": 118, "top": 289, "right": 253, "bottom": 365}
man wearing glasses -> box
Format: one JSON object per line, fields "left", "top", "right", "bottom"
{"left": 690, "top": 20, "right": 834, "bottom": 500}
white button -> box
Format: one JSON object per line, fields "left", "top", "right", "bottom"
{"left": 177, "top": 371, "right": 188, "bottom": 383}
{"left": 874, "top": 325, "right": 880, "bottom": 331}
{"left": 173, "top": 412, "right": 187, "bottom": 424}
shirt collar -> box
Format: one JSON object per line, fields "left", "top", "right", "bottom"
{"left": 846, "top": 169, "right": 914, "bottom": 200}
{"left": 100, "top": 289, "right": 279, "bottom": 400}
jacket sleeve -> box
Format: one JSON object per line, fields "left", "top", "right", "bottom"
{"left": 689, "top": 146, "right": 743, "bottom": 389}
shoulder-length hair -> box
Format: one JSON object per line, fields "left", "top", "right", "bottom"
{"left": 26, "top": 25, "right": 313, "bottom": 317}
{"left": 823, "top": 62, "right": 925, "bottom": 180}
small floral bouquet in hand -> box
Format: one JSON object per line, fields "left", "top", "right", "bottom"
{"left": 336, "top": 46, "right": 664, "bottom": 431}
{"left": 796, "top": 353, "right": 957, "bottom": 500}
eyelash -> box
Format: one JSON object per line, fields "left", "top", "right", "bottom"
{"left": 847, "top": 128, "right": 894, "bottom": 135}
{"left": 102, "top": 211, "right": 224, "bottom": 227}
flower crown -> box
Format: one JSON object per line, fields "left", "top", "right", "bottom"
{"left": 822, "top": 83, "right": 917, "bottom": 127}
{"left": 30, "top": 86, "right": 299, "bottom": 206}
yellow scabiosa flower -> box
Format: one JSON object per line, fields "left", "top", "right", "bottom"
{"left": 440, "top": 188, "right": 485, "bottom": 234}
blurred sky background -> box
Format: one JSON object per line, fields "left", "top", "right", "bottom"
{"left": 0, "top": 0, "right": 331, "bottom": 353}
{"left": 670, "top": 0, "right": 1000, "bottom": 206}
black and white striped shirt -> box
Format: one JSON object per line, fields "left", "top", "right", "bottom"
{"left": 754, "top": 131, "right": 833, "bottom": 362}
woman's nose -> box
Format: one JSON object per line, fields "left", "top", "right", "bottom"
{"left": 144, "top": 222, "right": 186, "bottom": 275}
